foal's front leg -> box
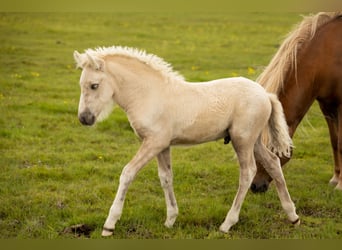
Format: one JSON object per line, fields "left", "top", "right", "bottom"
{"left": 102, "top": 139, "right": 167, "bottom": 237}
{"left": 157, "top": 147, "right": 179, "bottom": 228}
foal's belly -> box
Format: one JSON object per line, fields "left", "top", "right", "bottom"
{"left": 170, "top": 127, "right": 227, "bottom": 145}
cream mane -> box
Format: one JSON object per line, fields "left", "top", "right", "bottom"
{"left": 81, "top": 46, "right": 185, "bottom": 82}
{"left": 257, "top": 12, "right": 342, "bottom": 94}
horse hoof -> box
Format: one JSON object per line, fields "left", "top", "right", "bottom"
{"left": 219, "top": 224, "right": 230, "bottom": 233}
{"left": 334, "top": 183, "right": 342, "bottom": 191}
{"left": 102, "top": 227, "right": 114, "bottom": 237}
{"left": 292, "top": 218, "right": 300, "bottom": 226}
{"left": 164, "top": 219, "right": 176, "bottom": 228}
{"left": 329, "top": 175, "right": 339, "bottom": 186}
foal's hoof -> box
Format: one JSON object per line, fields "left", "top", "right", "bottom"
{"left": 291, "top": 218, "right": 300, "bottom": 227}
{"left": 102, "top": 227, "right": 114, "bottom": 237}
{"left": 219, "top": 224, "right": 230, "bottom": 233}
{"left": 164, "top": 219, "right": 176, "bottom": 228}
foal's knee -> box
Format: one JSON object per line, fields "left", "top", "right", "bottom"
{"left": 119, "top": 169, "right": 135, "bottom": 186}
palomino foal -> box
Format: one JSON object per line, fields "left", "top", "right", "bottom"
{"left": 74, "top": 46, "right": 299, "bottom": 236}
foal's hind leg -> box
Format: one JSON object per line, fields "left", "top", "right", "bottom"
{"left": 254, "top": 140, "right": 300, "bottom": 225}
{"left": 157, "top": 147, "right": 179, "bottom": 228}
{"left": 219, "top": 144, "right": 257, "bottom": 233}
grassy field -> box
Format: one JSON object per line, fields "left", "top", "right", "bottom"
{"left": 0, "top": 12, "right": 341, "bottom": 239}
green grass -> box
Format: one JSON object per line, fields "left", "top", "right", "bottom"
{"left": 1, "top": 12, "right": 341, "bottom": 239}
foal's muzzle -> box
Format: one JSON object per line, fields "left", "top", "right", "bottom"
{"left": 79, "top": 110, "right": 96, "bottom": 126}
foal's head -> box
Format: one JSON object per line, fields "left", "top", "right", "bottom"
{"left": 74, "top": 51, "right": 115, "bottom": 126}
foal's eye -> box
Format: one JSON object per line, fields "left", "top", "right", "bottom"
{"left": 90, "top": 83, "right": 99, "bottom": 90}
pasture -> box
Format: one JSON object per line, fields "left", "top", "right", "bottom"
{"left": 0, "top": 12, "right": 341, "bottom": 239}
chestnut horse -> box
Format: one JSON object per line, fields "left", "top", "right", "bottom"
{"left": 251, "top": 12, "right": 342, "bottom": 192}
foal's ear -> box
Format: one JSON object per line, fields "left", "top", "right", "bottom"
{"left": 86, "top": 52, "right": 105, "bottom": 72}
{"left": 73, "top": 50, "right": 84, "bottom": 69}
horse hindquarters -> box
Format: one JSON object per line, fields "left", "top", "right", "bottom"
{"left": 220, "top": 93, "right": 298, "bottom": 232}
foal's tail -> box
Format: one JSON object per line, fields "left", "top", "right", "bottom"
{"left": 265, "top": 93, "right": 293, "bottom": 158}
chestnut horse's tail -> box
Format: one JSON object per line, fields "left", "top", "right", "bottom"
{"left": 265, "top": 93, "right": 293, "bottom": 158}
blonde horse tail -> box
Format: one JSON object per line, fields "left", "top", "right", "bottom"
{"left": 264, "top": 93, "right": 293, "bottom": 158}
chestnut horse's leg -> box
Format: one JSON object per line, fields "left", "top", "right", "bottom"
{"left": 253, "top": 139, "right": 300, "bottom": 224}
{"left": 157, "top": 147, "right": 179, "bottom": 228}
{"left": 318, "top": 101, "right": 342, "bottom": 190}
{"left": 102, "top": 138, "right": 168, "bottom": 236}
{"left": 336, "top": 107, "right": 342, "bottom": 190}
{"left": 219, "top": 143, "right": 257, "bottom": 233}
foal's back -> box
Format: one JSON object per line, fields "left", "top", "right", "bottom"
{"left": 169, "top": 77, "right": 272, "bottom": 145}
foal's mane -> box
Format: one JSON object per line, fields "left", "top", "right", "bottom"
{"left": 257, "top": 12, "right": 342, "bottom": 94}
{"left": 85, "top": 46, "right": 185, "bottom": 82}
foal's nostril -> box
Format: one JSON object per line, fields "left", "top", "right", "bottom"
{"left": 79, "top": 115, "right": 87, "bottom": 125}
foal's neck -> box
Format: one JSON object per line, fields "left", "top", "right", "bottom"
{"left": 106, "top": 56, "right": 168, "bottom": 112}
